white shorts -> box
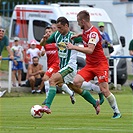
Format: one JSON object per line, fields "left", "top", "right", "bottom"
{"left": 59, "top": 65, "right": 77, "bottom": 84}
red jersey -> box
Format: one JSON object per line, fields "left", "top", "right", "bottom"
{"left": 82, "top": 26, "right": 108, "bottom": 67}
{"left": 43, "top": 43, "right": 60, "bottom": 68}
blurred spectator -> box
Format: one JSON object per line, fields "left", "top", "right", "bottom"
{"left": 26, "top": 40, "right": 41, "bottom": 80}
{"left": 128, "top": 39, "right": 133, "bottom": 91}
{"left": 51, "top": 23, "right": 57, "bottom": 32}
{"left": 26, "top": 56, "right": 45, "bottom": 94}
{"left": 11, "top": 37, "right": 24, "bottom": 87}
{"left": 0, "top": 26, "right": 13, "bottom": 94}
{"left": 98, "top": 22, "right": 114, "bottom": 54}
{"left": 0, "top": 26, "right": 14, "bottom": 60}
{"left": 26, "top": 40, "right": 41, "bottom": 64}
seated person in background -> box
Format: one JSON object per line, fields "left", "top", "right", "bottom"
{"left": 26, "top": 40, "right": 41, "bottom": 81}
{"left": 26, "top": 56, "right": 45, "bottom": 94}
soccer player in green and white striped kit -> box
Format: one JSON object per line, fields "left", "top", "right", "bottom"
{"left": 39, "top": 17, "right": 103, "bottom": 115}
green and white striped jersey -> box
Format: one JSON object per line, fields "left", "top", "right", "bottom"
{"left": 46, "top": 31, "right": 82, "bottom": 70}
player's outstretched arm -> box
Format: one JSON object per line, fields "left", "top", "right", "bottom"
{"left": 40, "top": 34, "right": 50, "bottom": 46}
{"left": 71, "top": 34, "right": 82, "bottom": 40}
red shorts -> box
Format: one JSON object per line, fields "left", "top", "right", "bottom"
{"left": 45, "top": 63, "right": 60, "bottom": 78}
{"left": 78, "top": 61, "right": 109, "bottom": 83}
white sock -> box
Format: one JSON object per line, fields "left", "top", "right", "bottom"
{"left": 62, "top": 84, "right": 73, "bottom": 96}
{"left": 106, "top": 93, "right": 120, "bottom": 113}
{"left": 81, "top": 81, "right": 101, "bottom": 93}
{"left": 44, "top": 80, "right": 50, "bottom": 98}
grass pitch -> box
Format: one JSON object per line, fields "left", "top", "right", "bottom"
{"left": 0, "top": 88, "right": 133, "bottom": 133}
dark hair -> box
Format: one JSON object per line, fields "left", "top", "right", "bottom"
{"left": 77, "top": 10, "right": 90, "bottom": 22}
{"left": 32, "top": 56, "right": 39, "bottom": 60}
{"left": 51, "top": 20, "right": 56, "bottom": 24}
{"left": 44, "top": 26, "right": 53, "bottom": 33}
{"left": 56, "top": 17, "right": 69, "bottom": 27}
{"left": 45, "top": 26, "right": 53, "bottom": 31}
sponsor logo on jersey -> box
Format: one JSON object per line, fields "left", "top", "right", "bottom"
{"left": 57, "top": 42, "right": 67, "bottom": 51}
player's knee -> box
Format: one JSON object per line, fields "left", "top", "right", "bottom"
{"left": 100, "top": 87, "right": 110, "bottom": 97}
{"left": 57, "top": 83, "right": 63, "bottom": 88}
{"left": 73, "top": 80, "right": 82, "bottom": 88}
{"left": 49, "top": 79, "right": 56, "bottom": 86}
{"left": 42, "top": 75, "right": 49, "bottom": 82}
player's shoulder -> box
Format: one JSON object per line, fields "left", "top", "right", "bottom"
{"left": 69, "top": 31, "right": 75, "bottom": 36}
{"left": 89, "top": 26, "right": 100, "bottom": 36}
{"left": 91, "top": 26, "right": 99, "bottom": 32}
{"left": 54, "top": 31, "right": 60, "bottom": 37}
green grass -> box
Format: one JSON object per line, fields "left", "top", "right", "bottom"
{"left": 128, "top": 75, "right": 133, "bottom": 80}
{"left": 0, "top": 88, "right": 133, "bottom": 133}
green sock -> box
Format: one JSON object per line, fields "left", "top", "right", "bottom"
{"left": 80, "top": 90, "right": 96, "bottom": 106}
{"left": 45, "top": 86, "right": 56, "bottom": 108}
{"left": 98, "top": 93, "right": 104, "bottom": 105}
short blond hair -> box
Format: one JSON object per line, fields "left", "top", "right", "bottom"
{"left": 77, "top": 10, "right": 90, "bottom": 22}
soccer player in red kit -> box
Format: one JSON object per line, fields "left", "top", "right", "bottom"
{"left": 67, "top": 10, "right": 121, "bottom": 119}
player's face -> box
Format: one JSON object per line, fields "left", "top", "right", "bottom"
{"left": 0, "top": 28, "right": 5, "bottom": 40}
{"left": 45, "top": 29, "right": 53, "bottom": 36}
{"left": 77, "top": 16, "right": 84, "bottom": 29}
{"left": 56, "top": 22, "right": 68, "bottom": 35}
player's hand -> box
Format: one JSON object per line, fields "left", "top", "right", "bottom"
{"left": 71, "top": 34, "right": 81, "bottom": 40}
{"left": 43, "top": 33, "right": 50, "bottom": 41}
{"left": 40, "top": 34, "right": 50, "bottom": 46}
{"left": 9, "top": 55, "right": 14, "bottom": 60}
{"left": 71, "top": 35, "right": 78, "bottom": 40}
{"left": 67, "top": 43, "right": 74, "bottom": 50}
{"left": 0, "top": 56, "right": 2, "bottom": 60}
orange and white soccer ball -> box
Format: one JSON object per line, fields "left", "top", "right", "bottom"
{"left": 30, "top": 105, "right": 44, "bottom": 118}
